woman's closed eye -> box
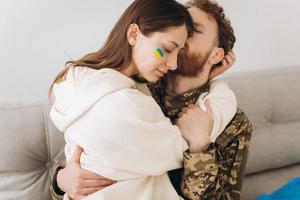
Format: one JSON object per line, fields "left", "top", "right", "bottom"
{"left": 194, "top": 29, "right": 203, "bottom": 34}
{"left": 163, "top": 46, "right": 172, "bottom": 53}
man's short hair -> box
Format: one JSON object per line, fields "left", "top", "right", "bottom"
{"left": 186, "top": 0, "right": 236, "bottom": 55}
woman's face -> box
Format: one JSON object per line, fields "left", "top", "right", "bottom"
{"left": 130, "top": 25, "right": 188, "bottom": 83}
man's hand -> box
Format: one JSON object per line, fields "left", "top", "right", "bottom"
{"left": 176, "top": 102, "right": 213, "bottom": 153}
{"left": 209, "top": 51, "right": 236, "bottom": 80}
{"left": 57, "top": 145, "right": 116, "bottom": 200}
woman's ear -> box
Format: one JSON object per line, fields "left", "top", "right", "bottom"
{"left": 127, "top": 24, "right": 140, "bottom": 46}
{"left": 209, "top": 47, "right": 225, "bottom": 65}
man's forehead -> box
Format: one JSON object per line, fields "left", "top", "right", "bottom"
{"left": 189, "top": 7, "right": 215, "bottom": 25}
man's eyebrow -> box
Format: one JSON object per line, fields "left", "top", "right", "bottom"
{"left": 193, "top": 22, "right": 204, "bottom": 28}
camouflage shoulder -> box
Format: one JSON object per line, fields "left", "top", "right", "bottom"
{"left": 215, "top": 108, "right": 253, "bottom": 148}
{"left": 233, "top": 108, "right": 253, "bottom": 137}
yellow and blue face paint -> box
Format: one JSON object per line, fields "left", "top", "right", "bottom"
{"left": 154, "top": 48, "right": 164, "bottom": 59}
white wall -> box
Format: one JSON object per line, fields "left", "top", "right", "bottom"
{"left": 1, "top": 0, "right": 300, "bottom": 103}
{"left": 216, "top": 0, "right": 300, "bottom": 72}
{"left": 0, "top": 0, "right": 132, "bottom": 103}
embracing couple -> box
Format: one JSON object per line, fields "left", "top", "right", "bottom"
{"left": 49, "top": 0, "right": 252, "bottom": 199}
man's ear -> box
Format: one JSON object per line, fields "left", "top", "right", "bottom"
{"left": 127, "top": 23, "right": 140, "bottom": 46}
{"left": 209, "top": 47, "right": 224, "bottom": 65}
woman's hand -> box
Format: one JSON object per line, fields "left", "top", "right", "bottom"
{"left": 176, "top": 101, "right": 213, "bottom": 153}
{"left": 209, "top": 51, "right": 236, "bottom": 80}
{"left": 57, "top": 145, "right": 116, "bottom": 200}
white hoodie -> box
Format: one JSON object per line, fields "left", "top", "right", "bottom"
{"left": 50, "top": 67, "right": 236, "bottom": 200}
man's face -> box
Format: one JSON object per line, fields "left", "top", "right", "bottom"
{"left": 174, "top": 7, "right": 219, "bottom": 77}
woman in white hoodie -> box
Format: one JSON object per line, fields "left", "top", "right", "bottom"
{"left": 49, "top": 0, "right": 235, "bottom": 199}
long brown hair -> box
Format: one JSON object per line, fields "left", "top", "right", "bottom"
{"left": 49, "top": 0, "right": 193, "bottom": 98}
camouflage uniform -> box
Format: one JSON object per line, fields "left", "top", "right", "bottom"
{"left": 51, "top": 77, "right": 252, "bottom": 200}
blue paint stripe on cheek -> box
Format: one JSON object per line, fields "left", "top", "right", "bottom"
{"left": 156, "top": 48, "right": 164, "bottom": 58}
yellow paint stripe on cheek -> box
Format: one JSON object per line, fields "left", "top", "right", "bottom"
{"left": 154, "top": 48, "right": 164, "bottom": 59}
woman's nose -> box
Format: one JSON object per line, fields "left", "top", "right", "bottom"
{"left": 165, "top": 54, "right": 178, "bottom": 71}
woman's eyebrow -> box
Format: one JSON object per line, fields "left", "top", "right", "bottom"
{"left": 168, "top": 41, "right": 184, "bottom": 49}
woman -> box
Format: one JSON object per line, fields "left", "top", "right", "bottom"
{"left": 49, "top": 0, "right": 235, "bottom": 199}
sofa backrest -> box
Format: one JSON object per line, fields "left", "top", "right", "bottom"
{"left": 225, "top": 66, "right": 300, "bottom": 174}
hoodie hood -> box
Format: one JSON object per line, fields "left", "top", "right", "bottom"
{"left": 50, "top": 67, "right": 136, "bottom": 132}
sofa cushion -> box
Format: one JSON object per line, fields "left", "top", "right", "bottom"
{"left": 0, "top": 103, "right": 64, "bottom": 200}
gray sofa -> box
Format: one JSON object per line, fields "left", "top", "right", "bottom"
{"left": 1, "top": 66, "right": 299, "bottom": 200}
{"left": 225, "top": 66, "right": 300, "bottom": 199}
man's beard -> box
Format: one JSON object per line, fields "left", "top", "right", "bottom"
{"left": 171, "top": 47, "right": 211, "bottom": 78}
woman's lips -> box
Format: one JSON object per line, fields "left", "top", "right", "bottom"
{"left": 156, "top": 69, "right": 166, "bottom": 76}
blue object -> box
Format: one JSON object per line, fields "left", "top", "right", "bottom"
{"left": 257, "top": 178, "right": 300, "bottom": 200}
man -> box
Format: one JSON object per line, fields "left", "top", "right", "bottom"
{"left": 51, "top": 0, "right": 252, "bottom": 199}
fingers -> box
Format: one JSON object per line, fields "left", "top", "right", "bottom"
{"left": 222, "top": 58, "right": 227, "bottom": 68}
{"left": 69, "top": 145, "right": 83, "bottom": 164}
{"left": 181, "top": 107, "right": 188, "bottom": 113}
{"left": 181, "top": 104, "right": 197, "bottom": 112}
{"left": 221, "top": 50, "right": 236, "bottom": 69}
{"left": 80, "top": 169, "right": 111, "bottom": 180}
{"left": 209, "top": 53, "right": 234, "bottom": 80}
{"left": 224, "top": 55, "right": 233, "bottom": 68}
{"left": 70, "top": 178, "right": 116, "bottom": 197}
{"left": 83, "top": 179, "right": 116, "bottom": 186}
{"left": 222, "top": 56, "right": 231, "bottom": 69}
{"left": 80, "top": 186, "right": 109, "bottom": 195}
{"left": 187, "top": 104, "right": 197, "bottom": 109}
{"left": 179, "top": 104, "right": 197, "bottom": 118}
{"left": 178, "top": 112, "right": 184, "bottom": 118}
{"left": 228, "top": 51, "right": 236, "bottom": 61}
{"left": 224, "top": 51, "right": 236, "bottom": 68}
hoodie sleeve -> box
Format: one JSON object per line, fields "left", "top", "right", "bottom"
{"left": 196, "top": 80, "right": 237, "bottom": 142}
{"left": 64, "top": 88, "right": 188, "bottom": 179}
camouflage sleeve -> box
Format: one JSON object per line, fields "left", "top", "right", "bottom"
{"left": 214, "top": 108, "right": 252, "bottom": 200}
{"left": 181, "top": 144, "right": 219, "bottom": 200}
{"left": 50, "top": 160, "right": 66, "bottom": 200}
{"left": 181, "top": 108, "right": 253, "bottom": 200}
